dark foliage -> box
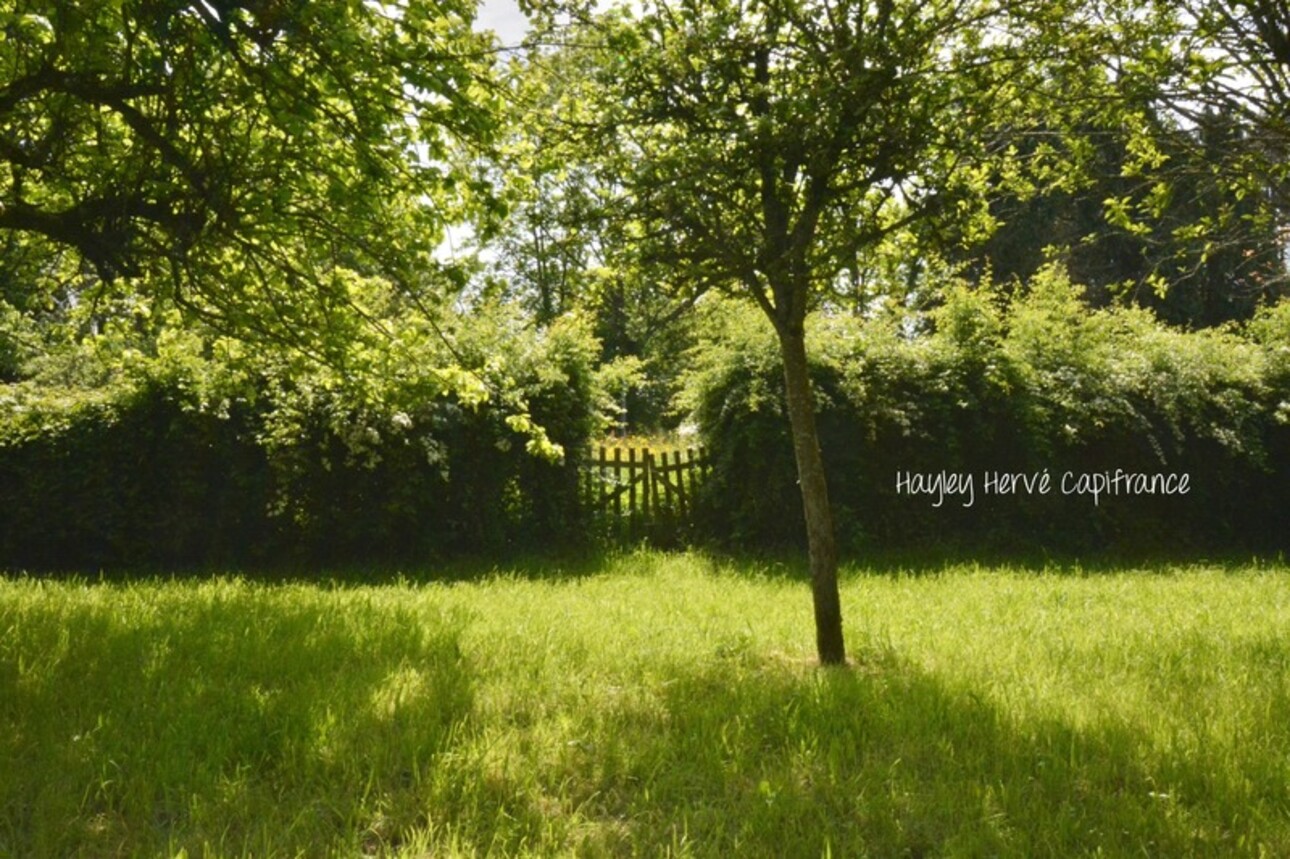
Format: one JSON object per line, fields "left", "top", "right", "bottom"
{"left": 0, "top": 346, "right": 596, "bottom": 572}
{"left": 687, "top": 276, "right": 1290, "bottom": 554}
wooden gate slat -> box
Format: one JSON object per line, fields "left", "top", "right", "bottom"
{"left": 673, "top": 449, "right": 687, "bottom": 517}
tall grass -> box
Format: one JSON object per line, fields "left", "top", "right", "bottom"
{"left": 2, "top": 553, "right": 1288, "bottom": 856}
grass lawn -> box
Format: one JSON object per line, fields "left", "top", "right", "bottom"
{"left": 2, "top": 551, "right": 1289, "bottom": 857}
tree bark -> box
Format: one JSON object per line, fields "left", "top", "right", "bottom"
{"left": 777, "top": 323, "right": 846, "bottom": 665}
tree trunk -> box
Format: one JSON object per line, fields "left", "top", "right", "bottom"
{"left": 777, "top": 324, "right": 847, "bottom": 665}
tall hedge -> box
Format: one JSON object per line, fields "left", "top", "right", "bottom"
{"left": 0, "top": 314, "right": 600, "bottom": 571}
{"left": 684, "top": 269, "right": 1290, "bottom": 554}
{"left": 0, "top": 381, "right": 272, "bottom": 570}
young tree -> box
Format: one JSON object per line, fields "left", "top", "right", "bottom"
{"left": 521, "top": 0, "right": 1106, "bottom": 663}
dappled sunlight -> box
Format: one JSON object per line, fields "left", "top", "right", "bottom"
{"left": 2, "top": 556, "right": 1289, "bottom": 855}
{"left": 0, "top": 581, "right": 473, "bottom": 857}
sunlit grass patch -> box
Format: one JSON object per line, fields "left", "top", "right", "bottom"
{"left": 0, "top": 580, "right": 469, "bottom": 857}
{"left": 2, "top": 552, "right": 1288, "bottom": 856}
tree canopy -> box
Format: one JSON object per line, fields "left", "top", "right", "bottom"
{"left": 0, "top": 0, "right": 497, "bottom": 347}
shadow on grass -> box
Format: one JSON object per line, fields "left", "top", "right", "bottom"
{"left": 0, "top": 590, "right": 473, "bottom": 857}
{"left": 4, "top": 590, "right": 1287, "bottom": 857}
{"left": 459, "top": 646, "right": 1287, "bottom": 857}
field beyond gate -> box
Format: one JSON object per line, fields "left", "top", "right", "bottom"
{"left": 583, "top": 444, "right": 708, "bottom": 542}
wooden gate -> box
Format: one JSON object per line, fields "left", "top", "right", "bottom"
{"left": 583, "top": 445, "right": 708, "bottom": 542}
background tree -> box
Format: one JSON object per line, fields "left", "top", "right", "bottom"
{"left": 1043, "top": 0, "right": 1290, "bottom": 327}
{"left": 950, "top": 108, "right": 1287, "bottom": 327}
{"left": 1174, "top": 0, "right": 1290, "bottom": 211}
{"left": 483, "top": 52, "right": 702, "bottom": 431}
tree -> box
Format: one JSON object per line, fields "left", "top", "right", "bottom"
{"left": 524, "top": 0, "right": 1105, "bottom": 663}
{"left": 0, "top": 1, "right": 498, "bottom": 357}
{"left": 951, "top": 107, "right": 1287, "bottom": 327}
{"left": 1170, "top": 0, "right": 1290, "bottom": 211}
{"left": 1065, "top": 0, "right": 1290, "bottom": 324}
{"left": 483, "top": 55, "right": 704, "bottom": 431}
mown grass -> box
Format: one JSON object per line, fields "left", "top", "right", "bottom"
{"left": 2, "top": 552, "right": 1288, "bottom": 857}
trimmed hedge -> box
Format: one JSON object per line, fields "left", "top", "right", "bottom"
{"left": 0, "top": 382, "right": 272, "bottom": 570}
{"left": 0, "top": 317, "right": 599, "bottom": 571}
{"left": 685, "top": 269, "right": 1290, "bottom": 554}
